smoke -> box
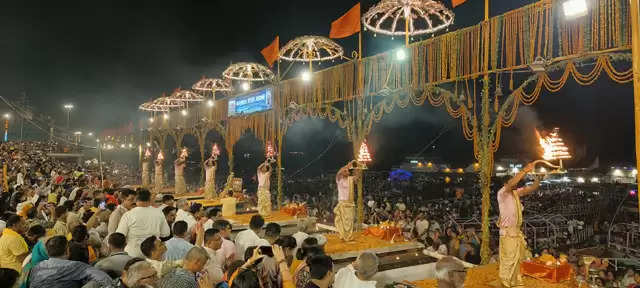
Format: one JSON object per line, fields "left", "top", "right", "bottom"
{"left": 511, "top": 106, "right": 542, "bottom": 157}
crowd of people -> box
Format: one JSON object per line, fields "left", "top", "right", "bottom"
{"left": 0, "top": 140, "right": 638, "bottom": 288}
{"left": 0, "top": 141, "right": 387, "bottom": 288}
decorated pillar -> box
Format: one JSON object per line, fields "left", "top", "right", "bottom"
{"left": 631, "top": 0, "right": 640, "bottom": 224}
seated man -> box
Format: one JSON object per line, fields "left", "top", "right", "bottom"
{"left": 164, "top": 221, "right": 194, "bottom": 261}
{"left": 140, "top": 235, "right": 179, "bottom": 277}
{"left": 220, "top": 190, "right": 237, "bottom": 217}
{"left": 29, "top": 236, "right": 112, "bottom": 288}
{"left": 95, "top": 233, "right": 132, "bottom": 277}
{"left": 333, "top": 252, "right": 378, "bottom": 288}
{"left": 158, "top": 247, "right": 210, "bottom": 288}
{"left": 306, "top": 255, "right": 335, "bottom": 288}
{"left": 114, "top": 258, "right": 158, "bottom": 288}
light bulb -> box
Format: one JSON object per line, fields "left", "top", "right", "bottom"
{"left": 396, "top": 49, "right": 406, "bottom": 61}
{"left": 163, "top": 114, "right": 169, "bottom": 120}
{"left": 241, "top": 82, "right": 250, "bottom": 91}
{"left": 149, "top": 117, "right": 154, "bottom": 123}
{"left": 181, "top": 109, "right": 188, "bottom": 116}
{"left": 207, "top": 99, "right": 214, "bottom": 107}
{"left": 301, "top": 71, "right": 311, "bottom": 82}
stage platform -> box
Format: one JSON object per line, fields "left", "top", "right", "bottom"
{"left": 323, "top": 232, "right": 424, "bottom": 261}
{"left": 398, "top": 263, "right": 583, "bottom": 288}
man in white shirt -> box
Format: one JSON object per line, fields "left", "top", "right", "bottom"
{"left": 211, "top": 219, "right": 236, "bottom": 264}
{"left": 333, "top": 252, "right": 379, "bottom": 288}
{"left": 234, "top": 215, "right": 266, "bottom": 260}
{"left": 107, "top": 189, "right": 136, "bottom": 235}
{"left": 415, "top": 214, "right": 430, "bottom": 239}
{"left": 198, "top": 227, "right": 224, "bottom": 285}
{"left": 203, "top": 208, "right": 221, "bottom": 231}
{"left": 116, "top": 189, "right": 170, "bottom": 258}
{"left": 175, "top": 199, "right": 197, "bottom": 232}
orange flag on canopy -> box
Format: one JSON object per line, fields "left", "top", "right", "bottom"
{"left": 330, "top": 3, "right": 361, "bottom": 39}
{"left": 451, "top": 0, "right": 467, "bottom": 7}
{"left": 261, "top": 36, "right": 279, "bottom": 67}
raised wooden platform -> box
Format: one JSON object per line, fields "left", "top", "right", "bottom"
{"left": 323, "top": 231, "right": 424, "bottom": 261}
{"left": 403, "top": 263, "right": 583, "bottom": 288}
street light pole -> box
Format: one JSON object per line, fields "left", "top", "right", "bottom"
{"left": 63, "top": 104, "right": 74, "bottom": 129}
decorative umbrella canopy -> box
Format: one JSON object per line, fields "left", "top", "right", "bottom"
{"left": 168, "top": 88, "right": 205, "bottom": 102}
{"left": 222, "top": 62, "right": 274, "bottom": 82}
{"left": 192, "top": 77, "right": 233, "bottom": 92}
{"left": 139, "top": 101, "right": 169, "bottom": 112}
{"left": 151, "top": 96, "right": 185, "bottom": 108}
{"left": 280, "top": 35, "right": 344, "bottom": 62}
{"left": 362, "top": 0, "right": 454, "bottom": 37}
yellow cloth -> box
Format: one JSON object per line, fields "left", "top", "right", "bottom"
{"left": 0, "top": 228, "right": 28, "bottom": 272}
{"left": 499, "top": 189, "right": 527, "bottom": 287}
{"left": 333, "top": 201, "right": 355, "bottom": 241}
{"left": 48, "top": 193, "right": 58, "bottom": 204}
{"left": 175, "top": 174, "right": 186, "bottom": 195}
{"left": 154, "top": 164, "right": 163, "bottom": 193}
{"left": 51, "top": 221, "right": 68, "bottom": 237}
{"left": 142, "top": 161, "right": 150, "bottom": 187}
{"left": 290, "top": 258, "right": 302, "bottom": 274}
{"left": 204, "top": 166, "right": 216, "bottom": 200}
{"left": 221, "top": 197, "right": 237, "bottom": 217}
{"left": 257, "top": 187, "right": 272, "bottom": 217}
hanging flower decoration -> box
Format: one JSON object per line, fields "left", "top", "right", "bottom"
{"left": 280, "top": 36, "right": 344, "bottom": 62}
{"left": 192, "top": 77, "right": 233, "bottom": 92}
{"left": 362, "top": 0, "right": 454, "bottom": 37}
{"left": 222, "top": 62, "right": 274, "bottom": 82}
{"left": 212, "top": 143, "right": 221, "bottom": 158}
{"left": 168, "top": 88, "right": 205, "bottom": 102}
{"left": 357, "top": 141, "right": 372, "bottom": 163}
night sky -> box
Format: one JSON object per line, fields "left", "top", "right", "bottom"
{"left": 0, "top": 0, "right": 635, "bottom": 173}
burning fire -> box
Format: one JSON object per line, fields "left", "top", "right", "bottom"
{"left": 535, "top": 128, "right": 571, "bottom": 161}
{"left": 180, "top": 148, "right": 188, "bottom": 159}
{"left": 266, "top": 141, "right": 275, "bottom": 158}
{"left": 212, "top": 143, "right": 221, "bottom": 157}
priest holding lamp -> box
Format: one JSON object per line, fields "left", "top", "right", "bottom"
{"left": 257, "top": 143, "right": 276, "bottom": 217}
{"left": 203, "top": 144, "right": 220, "bottom": 200}
{"left": 497, "top": 161, "right": 549, "bottom": 288}
{"left": 333, "top": 160, "right": 363, "bottom": 242}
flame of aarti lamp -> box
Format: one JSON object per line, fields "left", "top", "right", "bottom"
{"left": 535, "top": 127, "right": 571, "bottom": 170}
{"left": 180, "top": 148, "right": 188, "bottom": 159}
{"left": 357, "top": 141, "right": 372, "bottom": 164}
{"left": 212, "top": 143, "right": 221, "bottom": 158}
{"left": 266, "top": 141, "right": 276, "bottom": 159}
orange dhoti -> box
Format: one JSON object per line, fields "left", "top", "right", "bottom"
{"left": 333, "top": 200, "right": 355, "bottom": 241}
